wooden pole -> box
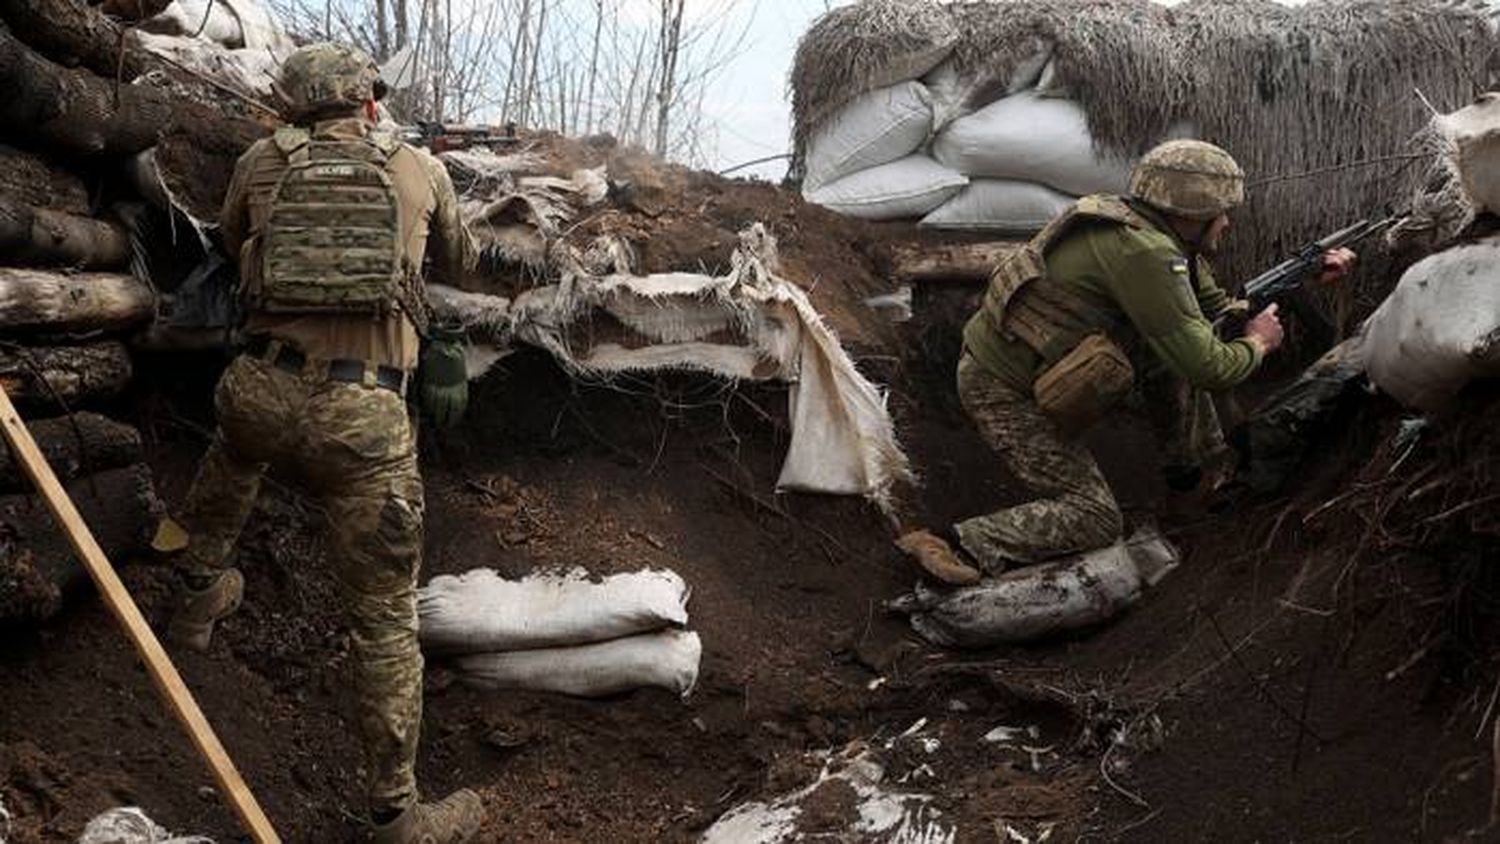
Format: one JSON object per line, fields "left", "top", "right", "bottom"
{"left": 0, "top": 383, "right": 281, "bottom": 844}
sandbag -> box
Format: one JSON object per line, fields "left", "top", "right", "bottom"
{"left": 931, "top": 92, "right": 1135, "bottom": 196}
{"left": 1438, "top": 91, "right": 1500, "bottom": 214}
{"left": 418, "top": 567, "right": 689, "bottom": 654}
{"left": 453, "top": 629, "right": 702, "bottom": 698}
{"left": 887, "top": 527, "right": 1178, "bottom": 648}
{"left": 803, "top": 156, "right": 967, "bottom": 221}
{"left": 919, "top": 179, "right": 1074, "bottom": 233}
{"left": 922, "top": 40, "right": 1053, "bottom": 131}
{"left": 803, "top": 81, "right": 934, "bottom": 191}
{"left": 1361, "top": 235, "right": 1500, "bottom": 411}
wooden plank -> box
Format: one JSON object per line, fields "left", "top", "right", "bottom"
{"left": 0, "top": 383, "right": 281, "bottom": 843}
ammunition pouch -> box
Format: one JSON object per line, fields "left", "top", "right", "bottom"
{"left": 1032, "top": 333, "right": 1134, "bottom": 434}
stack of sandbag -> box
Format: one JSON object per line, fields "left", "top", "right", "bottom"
{"left": 0, "top": 412, "right": 160, "bottom": 624}
{"left": 793, "top": 2, "right": 1169, "bottom": 232}
{"left": 418, "top": 568, "right": 702, "bottom": 698}
{"left": 1361, "top": 93, "right": 1500, "bottom": 412}
{"left": 887, "top": 526, "right": 1178, "bottom": 648}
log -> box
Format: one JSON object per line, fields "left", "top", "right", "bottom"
{"left": 0, "top": 198, "right": 132, "bottom": 270}
{"left": 0, "top": 341, "right": 133, "bottom": 406}
{"left": 0, "top": 463, "right": 158, "bottom": 623}
{"left": 0, "top": 144, "right": 90, "bottom": 216}
{"left": 884, "top": 241, "right": 1024, "bottom": 285}
{"left": 0, "top": 411, "right": 143, "bottom": 492}
{"left": 100, "top": 0, "right": 175, "bottom": 23}
{"left": 0, "top": 268, "right": 154, "bottom": 334}
{"left": 0, "top": 0, "right": 149, "bottom": 80}
{"left": 0, "top": 19, "right": 260, "bottom": 161}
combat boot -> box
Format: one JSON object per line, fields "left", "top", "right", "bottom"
{"left": 372, "top": 790, "right": 486, "bottom": 844}
{"left": 168, "top": 568, "right": 244, "bottom": 652}
{"left": 896, "top": 530, "right": 982, "bottom": 585}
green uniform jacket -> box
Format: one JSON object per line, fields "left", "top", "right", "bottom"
{"left": 962, "top": 198, "right": 1264, "bottom": 392}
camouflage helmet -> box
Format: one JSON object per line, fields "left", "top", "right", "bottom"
{"left": 1128, "top": 140, "right": 1245, "bottom": 221}
{"left": 278, "top": 42, "right": 380, "bottom": 121}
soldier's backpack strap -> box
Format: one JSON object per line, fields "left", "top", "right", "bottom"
{"left": 981, "top": 194, "right": 1151, "bottom": 362}
{"left": 272, "top": 126, "right": 312, "bottom": 165}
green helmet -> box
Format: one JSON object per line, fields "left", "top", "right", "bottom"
{"left": 1128, "top": 140, "right": 1245, "bottom": 221}
{"left": 277, "top": 42, "right": 380, "bottom": 121}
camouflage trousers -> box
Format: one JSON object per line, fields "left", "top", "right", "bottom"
{"left": 178, "top": 354, "right": 424, "bottom": 815}
{"left": 953, "top": 352, "right": 1228, "bottom": 571}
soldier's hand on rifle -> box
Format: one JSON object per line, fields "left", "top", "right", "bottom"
{"left": 1318, "top": 247, "right": 1356, "bottom": 284}
{"left": 1244, "top": 302, "right": 1284, "bottom": 355}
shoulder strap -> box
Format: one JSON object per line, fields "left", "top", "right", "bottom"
{"left": 272, "top": 127, "right": 311, "bottom": 165}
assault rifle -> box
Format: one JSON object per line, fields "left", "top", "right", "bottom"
{"left": 402, "top": 120, "right": 519, "bottom": 154}
{"left": 1219, "top": 214, "right": 1399, "bottom": 349}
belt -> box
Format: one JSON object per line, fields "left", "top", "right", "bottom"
{"left": 243, "top": 335, "right": 408, "bottom": 396}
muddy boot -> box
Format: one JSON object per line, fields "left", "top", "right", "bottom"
{"left": 168, "top": 568, "right": 244, "bottom": 652}
{"left": 372, "top": 790, "right": 485, "bottom": 844}
{"left": 895, "top": 530, "right": 982, "bottom": 586}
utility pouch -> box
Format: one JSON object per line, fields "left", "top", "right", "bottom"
{"left": 1033, "top": 333, "right": 1134, "bottom": 433}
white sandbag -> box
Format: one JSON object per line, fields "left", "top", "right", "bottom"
{"left": 455, "top": 629, "right": 702, "bottom": 698}
{"left": 803, "top": 156, "right": 967, "bottom": 221}
{"left": 78, "top": 807, "right": 212, "bottom": 844}
{"left": 922, "top": 41, "right": 1053, "bottom": 131}
{"left": 803, "top": 82, "right": 934, "bottom": 191}
{"left": 887, "top": 527, "right": 1178, "bottom": 648}
{"left": 418, "top": 567, "right": 689, "bottom": 654}
{"left": 1437, "top": 92, "right": 1500, "bottom": 214}
{"left": 1360, "top": 235, "right": 1500, "bottom": 411}
{"left": 919, "top": 179, "right": 1074, "bottom": 233}
{"left": 931, "top": 92, "right": 1135, "bottom": 196}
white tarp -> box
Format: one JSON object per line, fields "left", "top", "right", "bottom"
{"left": 702, "top": 749, "right": 954, "bottom": 844}
{"left": 418, "top": 568, "right": 690, "bottom": 654}
{"left": 1361, "top": 235, "right": 1500, "bottom": 412}
{"left": 502, "top": 225, "right": 911, "bottom": 506}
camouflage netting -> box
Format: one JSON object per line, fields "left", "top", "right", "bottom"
{"left": 790, "top": 0, "right": 1500, "bottom": 311}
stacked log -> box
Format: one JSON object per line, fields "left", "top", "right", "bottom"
{"left": 0, "top": 0, "right": 270, "bottom": 623}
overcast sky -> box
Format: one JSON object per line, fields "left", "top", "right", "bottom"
{"left": 697, "top": 0, "right": 1307, "bottom": 182}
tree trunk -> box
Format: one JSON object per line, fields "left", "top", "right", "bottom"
{"left": 0, "top": 268, "right": 154, "bottom": 334}
{"left": 0, "top": 199, "right": 132, "bottom": 270}
{"left": 0, "top": 19, "right": 176, "bottom": 156}
{"left": 0, "top": 0, "right": 149, "bottom": 80}
{"left": 0, "top": 341, "right": 133, "bottom": 407}
{"left": 884, "top": 241, "right": 1023, "bottom": 285}
{"left": 0, "top": 411, "right": 142, "bottom": 493}
{"left": 0, "top": 145, "right": 90, "bottom": 216}
{"left": 0, "top": 463, "right": 158, "bottom": 624}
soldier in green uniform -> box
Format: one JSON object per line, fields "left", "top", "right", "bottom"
{"left": 899, "top": 140, "right": 1355, "bottom": 584}
{"left": 162, "top": 43, "right": 485, "bottom": 843}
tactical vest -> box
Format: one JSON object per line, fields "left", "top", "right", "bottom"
{"left": 256, "top": 127, "right": 426, "bottom": 329}
{"left": 977, "top": 195, "right": 1155, "bottom": 364}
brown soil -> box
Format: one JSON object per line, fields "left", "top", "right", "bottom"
{"left": 2, "top": 163, "right": 1497, "bottom": 843}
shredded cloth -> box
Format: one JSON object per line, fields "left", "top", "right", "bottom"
{"left": 506, "top": 224, "right": 912, "bottom": 508}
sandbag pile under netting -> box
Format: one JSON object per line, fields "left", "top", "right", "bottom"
{"left": 790, "top": 0, "right": 1497, "bottom": 276}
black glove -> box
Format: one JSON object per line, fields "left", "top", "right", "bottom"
{"left": 419, "top": 324, "right": 469, "bottom": 429}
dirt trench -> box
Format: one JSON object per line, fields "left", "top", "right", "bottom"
{"left": 1, "top": 287, "right": 1497, "bottom": 842}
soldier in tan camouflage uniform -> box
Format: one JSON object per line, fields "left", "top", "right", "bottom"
{"left": 899, "top": 140, "right": 1356, "bottom": 584}
{"left": 163, "top": 43, "right": 485, "bottom": 843}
